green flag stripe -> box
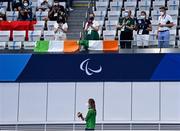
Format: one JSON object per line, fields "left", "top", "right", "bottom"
{"left": 79, "top": 40, "right": 89, "bottom": 48}
{"left": 34, "top": 41, "right": 49, "bottom": 52}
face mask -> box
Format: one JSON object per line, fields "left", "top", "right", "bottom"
{"left": 24, "top": 2, "right": 28, "bottom": 6}
{"left": 124, "top": 12, "right": 128, "bottom": 17}
{"left": 85, "top": 103, "right": 89, "bottom": 107}
{"left": 140, "top": 15, "right": 145, "bottom": 19}
{"left": 160, "top": 11, "right": 164, "bottom": 16}
{"left": 54, "top": 3, "right": 58, "bottom": 6}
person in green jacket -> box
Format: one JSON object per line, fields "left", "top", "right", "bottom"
{"left": 84, "top": 13, "right": 100, "bottom": 40}
{"left": 77, "top": 98, "right": 96, "bottom": 131}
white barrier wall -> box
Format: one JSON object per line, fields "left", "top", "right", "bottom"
{"left": 0, "top": 83, "right": 18, "bottom": 123}
{"left": 104, "top": 82, "right": 131, "bottom": 121}
{"left": 0, "top": 82, "right": 180, "bottom": 124}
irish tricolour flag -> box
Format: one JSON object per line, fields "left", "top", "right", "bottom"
{"left": 79, "top": 40, "right": 119, "bottom": 51}
{"left": 34, "top": 40, "right": 79, "bottom": 53}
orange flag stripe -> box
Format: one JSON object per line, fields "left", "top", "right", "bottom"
{"left": 103, "top": 40, "right": 119, "bottom": 52}
{"left": 64, "top": 40, "right": 80, "bottom": 53}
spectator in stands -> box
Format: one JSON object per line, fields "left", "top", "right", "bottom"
{"left": 58, "top": 0, "right": 73, "bottom": 11}
{"left": 38, "top": 0, "right": 51, "bottom": 11}
{"left": 84, "top": 13, "right": 100, "bottom": 40}
{"left": 12, "top": 0, "right": 22, "bottom": 11}
{"left": 54, "top": 17, "right": 68, "bottom": 40}
{"left": 48, "top": 0, "right": 66, "bottom": 21}
{"left": 135, "top": 11, "right": 152, "bottom": 48}
{"left": 157, "top": 6, "right": 174, "bottom": 48}
{"left": 19, "top": 0, "right": 33, "bottom": 20}
{"left": 77, "top": 98, "right": 96, "bottom": 131}
{"left": 0, "top": 8, "right": 6, "bottom": 21}
{"left": 117, "top": 10, "right": 135, "bottom": 49}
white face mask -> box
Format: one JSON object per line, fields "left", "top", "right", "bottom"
{"left": 85, "top": 103, "right": 90, "bottom": 108}
{"left": 24, "top": 2, "right": 28, "bottom": 6}
{"left": 54, "top": 3, "right": 58, "bottom": 6}
{"left": 140, "top": 15, "right": 145, "bottom": 19}
{"left": 124, "top": 12, "right": 128, "bottom": 17}
{"left": 160, "top": 11, "right": 164, "bottom": 16}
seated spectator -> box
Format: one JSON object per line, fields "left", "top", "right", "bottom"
{"left": 54, "top": 17, "right": 68, "bottom": 40}
{"left": 117, "top": 10, "right": 135, "bottom": 49}
{"left": 12, "top": 0, "right": 22, "bottom": 11}
{"left": 18, "top": 0, "right": 32, "bottom": 20}
{"left": 84, "top": 13, "right": 100, "bottom": 40}
{"left": 48, "top": 0, "right": 66, "bottom": 21}
{"left": 0, "top": 8, "right": 6, "bottom": 21}
{"left": 135, "top": 11, "right": 152, "bottom": 48}
{"left": 38, "top": 0, "right": 51, "bottom": 12}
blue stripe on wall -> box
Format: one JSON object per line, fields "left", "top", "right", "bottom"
{"left": 0, "top": 54, "right": 32, "bottom": 81}
{"left": 151, "top": 54, "right": 180, "bottom": 80}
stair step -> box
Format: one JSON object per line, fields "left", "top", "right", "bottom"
{"left": 70, "top": 14, "right": 86, "bottom": 17}
{"left": 73, "top": 1, "right": 90, "bottom": 4}
{"left": 68, "top": 29, "right": 82, "bottom": 32}
{"left": 67, "top": 0, "right": 88, "bottom": 39}
{"left": 68, "top": 19, "right": 85, "bottom": 21}
{"left": 67, "top": 33, "right": 81, "bottom": 40}
{"left": 70, "top": 9, "right": 87, "bottom": 13}
{"left": 68, "top": 22, "right": 84, "bottom": 26}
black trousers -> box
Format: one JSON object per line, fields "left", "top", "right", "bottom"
{"left": 85, "top": 129, "right": 94, "bottom": 131}
{"left": 120, "top": 31, "right": 133, "bottom": 49}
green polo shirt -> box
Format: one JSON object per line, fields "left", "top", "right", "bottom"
{"left": 119, "top": 17, "right": 134, "bottom": 32}
{"left": 85, "top": 108, "right": 96, "bottom": 129}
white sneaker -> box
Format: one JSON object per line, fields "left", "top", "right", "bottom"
{"left": 69, "top": 8, "right": 74, "bottom": 11}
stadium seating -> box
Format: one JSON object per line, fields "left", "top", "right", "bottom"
{"left": 0, "top": 0, "right": 179, "bottom": 49}
{"left": 89, "top": 0, "right": 180, "bottom": 47}
{"left": 0, "top": 31, "right": 10, "bottom": 41}
{"left": 28, "top": 30, "right": 42, "bottom": 41}
{"left": 6, "top": 11, "right": 19, "bottom": 21}
{"left": 110, "top": 1, "right": 122, "bottom": 11}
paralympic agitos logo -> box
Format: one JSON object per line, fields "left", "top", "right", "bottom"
{"left": 80, "top": 59, "right": 102, "bottom": 76}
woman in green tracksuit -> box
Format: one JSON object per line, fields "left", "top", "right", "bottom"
{"left": 77, "top": 98, "right": 96, "bottom": 131}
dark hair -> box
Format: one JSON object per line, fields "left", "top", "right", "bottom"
{"left": 88, "top": 98, "right": 96, "bottom": 112}
{"left": 23, "top": 0, "right": 29, "bottom": 3}
{"left": 159, "top": 6, "right": 167, "bottom": 10}
{"left": 141, "top": 11, "right": 146, "bottom": 16}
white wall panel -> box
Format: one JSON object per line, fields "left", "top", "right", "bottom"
{"left": 132, "top": 82, "right": 159, "bottom": 121}
{"left": 161, "top": 82, "right": 180, "bottom": 121}
{"left": 0, "top": 83, "right": 19, "bottom": 122}
{"left": 47, "top": 83, "right": 75, "bottom": 122}
{"left": 104, "top": 82, "right": 131, "bottom": 121}
{"left": 19, "top": 83, "right": 47, "bottom": 122}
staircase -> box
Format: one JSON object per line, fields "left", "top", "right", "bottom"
{"left": 67, "top": 0, "right": 90, "bottom": 40}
